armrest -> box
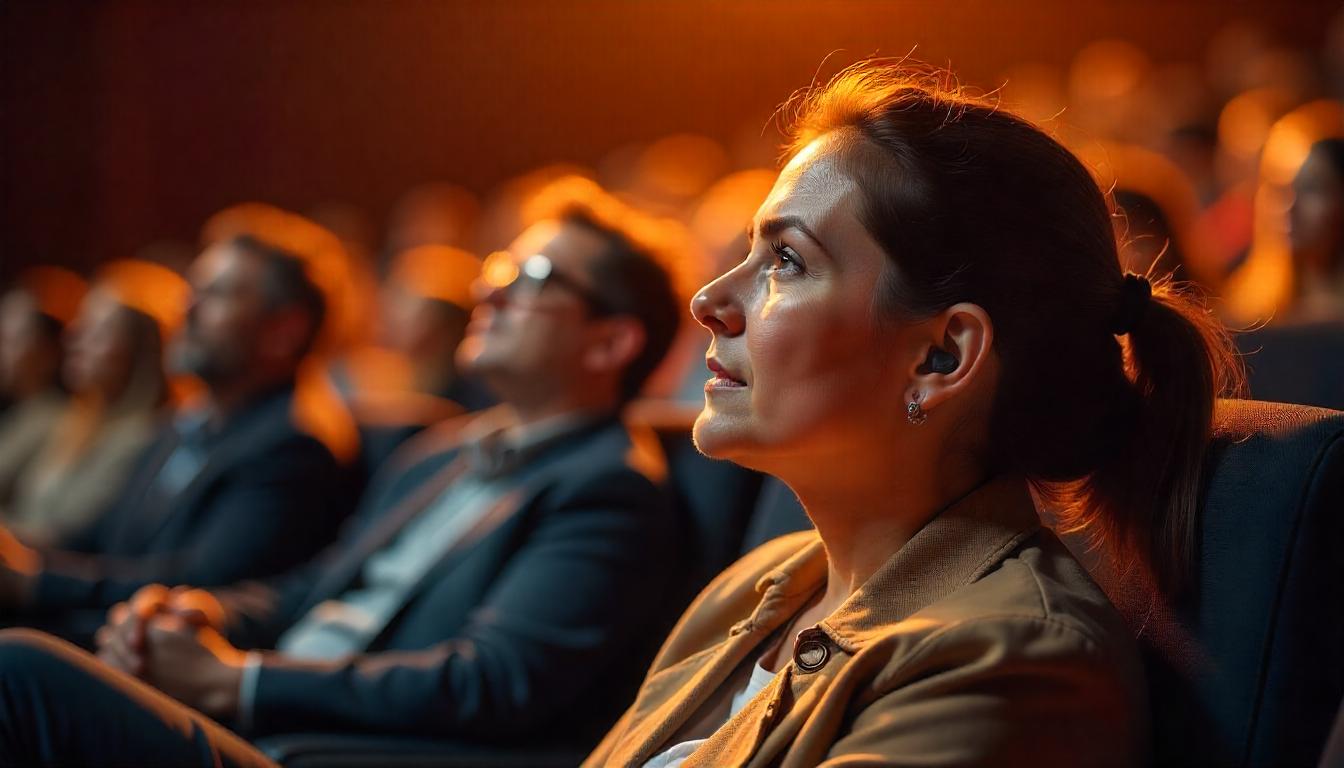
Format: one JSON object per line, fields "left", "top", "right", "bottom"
{"left": 255, "top": 733, "right": 584, "bottom": 768}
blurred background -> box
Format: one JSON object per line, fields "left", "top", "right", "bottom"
{"left": 0, "top": 2, "right": 1339, "bottom": 268}
{"left": 3, "top": 0, "right": 1344, "bottom": 411}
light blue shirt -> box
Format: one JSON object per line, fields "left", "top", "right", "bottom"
{"left": 275, "top": 473, "right": 506, "bottom": 659}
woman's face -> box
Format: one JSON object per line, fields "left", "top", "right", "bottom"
{"left": 1288, "top": 146, "right": 1344, "bottom": 272}
{"left": 691, "top": 134, "right": 910, "bottom": 470}
{"left": 64, "top": 288, "right": 135, "bottom": 399}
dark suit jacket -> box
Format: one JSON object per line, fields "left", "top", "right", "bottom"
{"left": 220, "top": 412, "right": 679, "bottom": 747}
{"left": 31, "top": 387, "right": 354, "bottom": 617}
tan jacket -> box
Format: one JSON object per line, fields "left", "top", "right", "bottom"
{"left": 586, "top": 476, "right": 1149, "bottom": 767}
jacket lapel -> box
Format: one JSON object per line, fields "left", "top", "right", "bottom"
{"left": 122, "top": 392, "right": 298, "bottom": 551}
{"left": 293, "top": 452, "right": 470, "bottom": 619}
{"left": 360, "top": 423, "right": 633, "bottom": 649}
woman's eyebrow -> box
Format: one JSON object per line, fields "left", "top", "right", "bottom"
{"left": 754, "top": 215, "right": 833, "bottom": 258}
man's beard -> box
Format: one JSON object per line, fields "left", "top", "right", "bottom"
{"left": 167, "top": 335, "right": 243, "bottom": 388}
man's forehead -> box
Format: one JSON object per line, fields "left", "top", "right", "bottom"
{"left": 508, "top": 218, "right": 604, "bottom": 272}
{"left": 507, "top": 220, "right": 564, "bottom": 258}
{"left": 191, "top": 242, "right": 254, "bottom": 285}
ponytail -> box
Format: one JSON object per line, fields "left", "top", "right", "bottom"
{"left": 1040, "top": 276, "right": 1243, "bottom": 598}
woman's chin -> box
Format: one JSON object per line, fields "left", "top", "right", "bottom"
{"left": 691, "top": 414, "right": 766, "bottom": 469}
{"left": 690, "top": 414, "right": 741, "bottom": 461}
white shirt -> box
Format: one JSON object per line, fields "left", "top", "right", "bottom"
{"left": 642, "top": 660, "right": 780, "bottom": 768}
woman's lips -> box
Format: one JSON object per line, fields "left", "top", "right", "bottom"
{"left": 706, "top": 358, "right": 747, "bottom": 390}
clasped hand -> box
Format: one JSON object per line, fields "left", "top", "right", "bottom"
{"left": 95, "top": 584, "right": 246, "bottom": 719}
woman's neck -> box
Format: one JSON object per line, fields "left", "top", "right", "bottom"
{"left": 788, "top": 457, "right": 986, "bottom": 616}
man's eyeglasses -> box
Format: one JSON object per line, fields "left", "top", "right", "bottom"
{"left": 479, "top": 251, "right": 613, "bottom": 315}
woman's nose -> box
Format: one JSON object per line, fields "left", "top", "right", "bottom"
{"left": 690, "top": 272, "right": 745, "bottom": 336}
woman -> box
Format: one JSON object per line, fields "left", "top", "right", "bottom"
{"left": 586, "top": 64, "right": 1239, "bottom": 767}
{"left": 2, "top": 260, "right": 186, "bottom": 547}
{"left": 0, "top": 268, "right": 85, "bottom": 509}
{"left": 1285, "top": 137, "right": 1344, "bottom": 322}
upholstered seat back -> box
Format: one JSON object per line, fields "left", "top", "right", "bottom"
{"left": 1072, "top": 400, "right": 1344, "bottom": 767}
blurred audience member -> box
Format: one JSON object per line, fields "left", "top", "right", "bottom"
{"left": 307, "top": 200, "right": 381, "bottom": 351}
{"left": 1, "top": 261, "right": 187, "bottom": 548}
{"left": 0, "top": 268, "right": 85, "bottom": 508}
{"left": 603, "top": 134, "right": 729, "bottom": 216}
{"left": 344, "top": 244, "right": 494, "bottom": 474}
{"left": 1076, "top": 141, "right": 1216, "bottom": 287}
{"left": 1285, "top": 137, "right": 1344, "bottom": 321}
{"left": 384, "top": 182, "right": 480, "bottom": 261}
{"left": 201, "top": 202, "right": 364, "bottom": 467}
{"left": 1236, "top": 136, "right": 1344, "bottom": 409}
{"left": 0, "top": 235, "right": 354, "bottom": 644}
{"left": 0, "top": 179, "right": 684, "bottom": 766}
{"left": 474, "top": 163, "right": 595, "bottom": 253}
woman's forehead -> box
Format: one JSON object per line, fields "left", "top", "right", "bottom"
{"left": 760, "top": 142, "right": 859, "bottom": 226}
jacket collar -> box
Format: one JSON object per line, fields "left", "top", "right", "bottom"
{"left": 605, "top": 475, "right": 1042, "bottom": 767}
{"left": 752, "top": 474, "right": 1041, "bottom": 653}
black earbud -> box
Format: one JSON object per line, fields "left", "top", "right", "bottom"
{"left": 926, "top": 349, "right": 958, "bottom": 375}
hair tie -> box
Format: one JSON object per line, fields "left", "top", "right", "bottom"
{"left": 1111, "top": 273, "right": 1152, "bottom": 335}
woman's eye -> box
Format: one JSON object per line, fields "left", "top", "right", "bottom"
{"left": 768, "top": 242, "right": 804, "bottom": 275}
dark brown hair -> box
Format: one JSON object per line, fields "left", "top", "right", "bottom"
{"left": 230, "top": 233, "right": 327, "bottom": 360}
{"left": 527, "top": 177, "right": 686, "bottom": 403}
{"left": 787, "top": 63, "right": 1242, "bottom": 597}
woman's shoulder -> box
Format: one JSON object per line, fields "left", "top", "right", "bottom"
{"left": 829, "top": 531, "right": 1149, "bottom": 764}
{"left": 898, "top": 529, "right": 1137, "bottom": 658}
{"left": 850, "top": 527, "right": 1145, "bottom": 715}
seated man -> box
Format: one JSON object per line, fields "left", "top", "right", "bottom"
{"left": 0, "top": 182, "right": 685, "bottom": 766}
{"left": 0, "top": 235, "right": 355, "bottom": 644}
{"left": 343, "top": 243, "right": 496, "bottom": 477}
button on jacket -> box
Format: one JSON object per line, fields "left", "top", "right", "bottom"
{"left": 586, "top": 475, "right": 1149, "bottom": 768}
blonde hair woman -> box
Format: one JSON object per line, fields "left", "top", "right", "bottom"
{"left": 4, "top": 260, "right": 187, "bottom": 547}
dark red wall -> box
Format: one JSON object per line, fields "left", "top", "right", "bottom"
{"left": 2, "top": 0, "right": 1337, "bottom": 278}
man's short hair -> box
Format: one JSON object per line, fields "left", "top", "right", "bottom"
{"left": 527, "top": 178, "right": 693, "bottom": 403}
{"left": 229, "top": 233, "right": 327, "bottom": 359}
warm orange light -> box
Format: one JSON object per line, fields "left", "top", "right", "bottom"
{"left": 389, "top": 244, "right": 481, "bottom": 309}
{"left": 16, "top": 266, "right": 87, "bottom": 327}
{"left": 1223, "top": 100, "right": 1344, "bottom": 326}
{"left": 93, "top": 259, "right": 190, "bottom": 341}
{"left": 1218, "top": 87, "right": 1298, "bottom": 162}
{"left": 480, "top": 250, "right": 520, "bottom": 290}
{"left": 201, "top": 202, "right": 362, "bottom": 357}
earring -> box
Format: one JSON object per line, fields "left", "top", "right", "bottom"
{"left": 906, "top": 393, "right": 928, "bottom": 425}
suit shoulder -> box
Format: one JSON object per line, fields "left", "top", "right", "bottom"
{"left": 372, "top": 408, "right": 496, "bottom": 477}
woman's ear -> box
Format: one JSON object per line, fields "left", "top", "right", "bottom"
{"left": 582, "top": 316, "right": 647, "bottom": 375}
{"left": 906, "top": 302, "right": 994, "bottom": 414}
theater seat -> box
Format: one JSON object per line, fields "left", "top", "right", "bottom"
{"left": 1235, "top": 321, "right": 1344, "bottom": 411}
{"left": 255, "top": 735, "right": 581, "bottom": 768}
{"left": 1065, "top": 400, "right": 1344, "bottom": 767}
{"left": 740, "top": 476, "right": 810, "bottom": 552}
